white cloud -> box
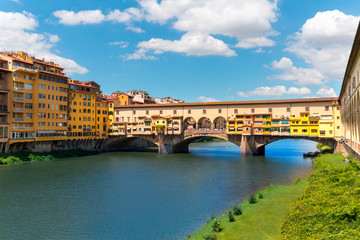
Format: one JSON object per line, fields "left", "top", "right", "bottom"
{"left": 269, "top": 57, "right": 324, "bottom": 86}
{"left": 53, "top": 9, "right": 144, "bottom": 33}
{"left": 237, "top": 85, "right": 311, "bottom": 98}
{"left": 0, "top": 11, "right": 87, "bottom": 75}
{"left": 131, "top": 0, "right": 278, "bottom": 59}
{"left": 53, "top": 10, "right": 105, "bottom": 25}
{"left": 10, "top": 0, "right": 20, "bottom": 3}
{"left": 124, "top": 32, "right": 236, "bottom": 60}
{"left": 197, "top": 96, "right": 220, "bottom": 102}
{"left": 109, "top": 41, "right": 129, "bottom": 48}
{"left": 316, "top": 86, "right": 337, "bottom": 97}
{"left": 269, "top": 10, "right": 360, "bottom": 86}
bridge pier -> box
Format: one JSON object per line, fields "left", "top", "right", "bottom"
{"left": 240, "top": 135, "right": 265, "bottom": 156}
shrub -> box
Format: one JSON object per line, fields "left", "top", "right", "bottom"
{"left": 248, "top": 195, "right": 257, "bottom": 204}
{"left": 203, "top": 234, "right": 217, "bottom": 240}
{"left": 7, "top": 156, "right": 21, "bottom": 163}
{"left": 258, "top": 193, "right": 264, "bottom": 199}
{"left": 227, "top": 210, "right": 235, "bottom": 222}
{"left": 211, "top": 219, "right": 223, "bottom": 232}
{"left": 295, "top": 177, "right": 301, "bottom": 185}
{"left": 233, "top": 205, "right": 242, "bottom": 215}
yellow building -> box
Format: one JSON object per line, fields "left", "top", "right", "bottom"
{"left": 0, "top": 51, "right": 69, "bottom": 144}
{"left": 0, "top": 57, "right": 10, "bottom": 148}
{"left": 290, "top": 112, "right": 310, "bottom": 136}
{"left": 95, "top": 98, "right": 110, "bottom": 138}
{"left": 68, "top": 80, "right": 97, "bottom": 139}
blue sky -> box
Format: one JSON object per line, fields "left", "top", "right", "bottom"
{"left": 1, "top": 0, "right": 359, "bottom": 102}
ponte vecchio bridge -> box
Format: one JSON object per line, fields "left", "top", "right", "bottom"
{"left": 108, "top": 97, "right": 342, "bottom": 155}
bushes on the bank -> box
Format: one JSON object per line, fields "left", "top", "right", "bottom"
{"left": 282, "top": 154, "right": 360, "bottom": 239}
{"left": 0, "top": 150, "right": 96, "bottom": 165}
{"left": 233, "top": 205, "right": 242, "bottom": 215}
{"left": 211, "top": 220, "right": 223, "bottom": 232}
{"left": 248, "top": 195, "right": 257, "bottom": 204}
{"left": 203, "top": 234, "right": 217, "bottom": 240}
{"left": 227, "top": 210, "right": 235, "bottom": 222}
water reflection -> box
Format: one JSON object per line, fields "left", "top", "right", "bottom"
{"left": 0, "top": 139, "right": 316, "bottom": 240}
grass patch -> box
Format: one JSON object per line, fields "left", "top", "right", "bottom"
{"left": 189, "top": 182, "right": 307, "bottom": 240}
{"left": 281, "top": 153, "right": 360, "bottom": 239}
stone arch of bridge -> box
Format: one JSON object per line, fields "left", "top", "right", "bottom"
{"left": 213, "top": 116, "right": 227, "bottom": 131}
{"left": 183, "top": 117, "right": 197, "bottom": 131}
{"left": 104, "top": 135, "right": 158, "bottom": 151}
{"left": 197, "top": 117, "right": 212, "bottom": 130}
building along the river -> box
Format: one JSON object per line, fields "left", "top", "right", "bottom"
{"left": 339, "top": 22, "right": 360, "bottom": 154}
{"left": 0, "top": 57, "right": 10, "bottom": 149}
{"left": 0, "top": 51, "right": 69, "bottom": 145}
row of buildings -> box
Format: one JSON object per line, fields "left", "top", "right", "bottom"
{"left": 0, "top": 51, "right": 184, "bottom": 150}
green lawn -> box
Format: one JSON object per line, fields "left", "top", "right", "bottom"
{"left": 189, "top": 181, "right": 307, "bottom": 240}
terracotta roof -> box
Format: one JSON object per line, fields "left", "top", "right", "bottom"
{"left": 340, "top": 21, "right": 360, "bottom": 99}
{"left": 33, "top": 59, "right": 64, "bottom": 70}
{"left": 114, "top": 97, "right": 338, "bottom": 109}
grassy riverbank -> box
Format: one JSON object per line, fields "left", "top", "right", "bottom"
{"left": 0, "top": 149, "right": 97, "bottom": 165}
{"left": 188, "top": 181, "right": 307, "bottom": 240}
{"left": 188, "top": 153, "right": 359, "bottom": 240}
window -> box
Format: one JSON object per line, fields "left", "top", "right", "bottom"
{"left": 293, "top": 129, "right": 298, "bottom": 132}
{"left": 38, "top": 93, "right": 46, "bottom": 99}
{"left": 268, "top": 108, "right": 272, "bottom": 113}
{"left": 302, "top": 129, "right": 307, "bottom": 133}
{"left": 218, "top": 109, "right": 222, "bottom": 114}
{"left": 25, "top": 103, "right": 32, "bottom": 109}
{"left": 287, "top": 107, "right": 290, "bottom": 112}
{"left": 305, "top": 106, "right": 309, "bottom": 112}
{"left": 25, "top": 113, "right": 32, "bottom": 119}
{"left": 133, "top": 110, "right": 136, "bottom": 114}
{"left": 234, "top": 109, "right": 238, "bottom": 114}
{"left": 311, "top": 129, "right": 317, "bottom": 133}
{"left": 251, "top": 108, "right": 255, "bottom": 113}
{"left": 25, "top": 83, "right": 33, "bottom": 90}
{"left": 337, "top": 126, "right": 340, "bottom": 129}
{"left": 39, "top": 84, "right": 46, "bottom": 90}
{"left": 160, "top": 110, "right": 163, "bottom": 114}
{"left": 38, "top": 122, "right": 45, "bottom": 127}
{"left": 325, "top": 106, "right": 329, "bottom": 111}
{"left": 173, "top": 110, "right": 177, "bottom": 114}
{"left": 25, "top": 93, "right": 32, "bottom": 99}
{"left": 203, "top": 109, "right": 206, "bottom": 114}
{"left": 38, "top": 103, "right": 46, "bottom": 109}
{"left": 146, "top": 110, "right": 149, "bottom": 115}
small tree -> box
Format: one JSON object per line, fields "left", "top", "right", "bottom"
{"left": 258, "top": 193, "right": 264, "bottom": 199}
{"left": 211, "top": 219, "right": 223, "bottom": 232}
{"left": 233, "top": 205, "right": 242, "bottom": 215}
{"left": 248, "top": 195, "right": 257, "bottom": 204}
{"left": 203, "top": 234, "right": 217, "bottom": 240}
{"left": 228, "top": 210, "right": 236, "bottom": 222}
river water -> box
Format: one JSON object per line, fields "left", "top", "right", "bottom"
{"left": 0, "top": 139, "right": 316, "bottom": 240}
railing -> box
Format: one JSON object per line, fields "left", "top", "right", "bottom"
{"left": 12, "top": 126, "right": 34, "bottom": 129}
{"left": 14, "top": 97, "right": 24, "bottom": 101}
{"left": 14, "top": 87, "right": 24, "bottom": 91}
{"left": 13, "top": 66, "right": 36, "bottom": 72}
{"left": 14, "top": 118, "right": 24, "bottom": 122}
{"left": 13, "top": 107, "right": 24, "bottom": 112}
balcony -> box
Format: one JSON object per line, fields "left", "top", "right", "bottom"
{"left": 14, "top": 97, "right": 24, "bottom": 102}
{"left": 13, "top": 107, "right": 24, "bottom": 112}
{"left": 12, "top": 126, "right": 34, "bottom": 129}
{"left": 14, "top": 118, "right": 24, "bottom": 122}
{"left": 13, "top": 66, "right": 36, "bottom": 72}
{"left": 0, "top": 105, "right": 8, "bottom": 112}
{"left": 83, "top": 128, "right": 91, "bottom": 132}
{"left": 13, "top": 87, "right": 24, "bottom": 92}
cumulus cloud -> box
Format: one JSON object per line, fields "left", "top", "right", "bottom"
{"left": 109, "top": 41, "right": 129, "bottom": 48}
{"left": 124, "top": 32, "right": 236, "bottom": 60}
{"left": 237, "top": 85, "right": 311, "bottom": 98}
{"left": 53, "top": 9, "right": 144, "bottom": 33}
{"left": 269, "top": 57, "right": 324, "bottom": 86}
{"left": 0, "top": 11, "right": 87, "bottom": 75}
{"left": 269, "top": 10, "right": 360, "bottom": 86}
{"left": 197, "top": 96, "right": 220, "bottom": 102}
{"left": 130, "top": 0, "right": 279, "bottom": 59}
{"left": 316, "top": 86, "right": 337, "bottom": 97}
{"left": 53, "top": 10, "right": 105, "bottom": 25}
